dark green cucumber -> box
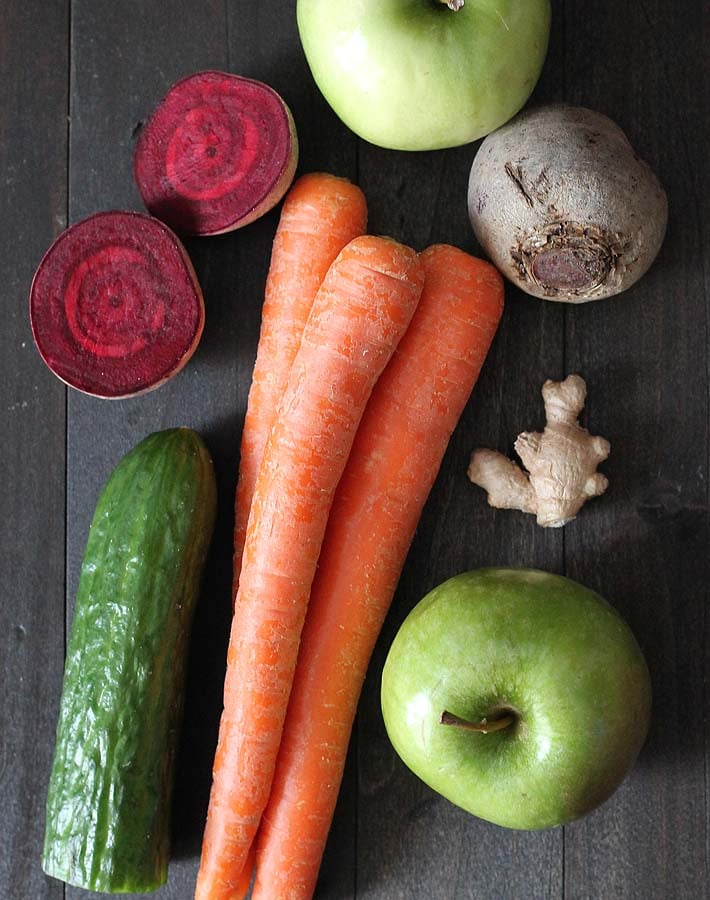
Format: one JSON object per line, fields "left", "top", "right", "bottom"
{"left": 43, "top": 428, "right": 217, "bottom": 893}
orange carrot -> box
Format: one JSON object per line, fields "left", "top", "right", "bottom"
{"left": 195, "top": 235, "right": 424, "bottom": 900}
{"left": 251, "top": 244, "right": 504, "bottom": 900}
{"left": 233, "top": 173, "right": 367, "bottom": 597}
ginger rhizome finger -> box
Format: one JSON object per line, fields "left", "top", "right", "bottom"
{"left": 468, "top": 374, "right": 610, "bottom": 527}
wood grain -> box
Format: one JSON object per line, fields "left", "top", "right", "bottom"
{"left": 224, "top": 7, "right": 360, "bottom": 897}
{"left": 2, "top": 2, "right": 709, "bottom": 899}
{"left": 0, "top": 3, "right": 68, "bottom": 899}
{"left": 65, "top": 2, "right": 228, "bottom": 898}
{"left": 562, "top": 2, "right": 710, "bottom": 898}
{"left": 354, "top": 10, "right": 568, "bottom": 898}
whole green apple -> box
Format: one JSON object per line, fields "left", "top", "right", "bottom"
{"left": 296, "top": 0, "right": 551, "bottom": 151}
{"left": 381, "top": 568, "right": 651, "bottom": 829}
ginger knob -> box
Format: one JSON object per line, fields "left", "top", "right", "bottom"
{"left": 468, "top": 375, "right": 610, "bottom": 527}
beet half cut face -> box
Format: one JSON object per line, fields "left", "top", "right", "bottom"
{"left": 30, "top": 211, "right": 205, "bottom": 399}
{"left": 134, "top": 70, "right": 298, "bottom": 236}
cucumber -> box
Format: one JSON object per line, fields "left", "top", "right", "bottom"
{"left": 42, "top": 428, "right": 217, "bottom": 893}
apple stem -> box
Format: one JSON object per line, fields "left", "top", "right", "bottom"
{"left": 439, "top": 710, "right": 514, "bottom": 734}
{"left": 437, "top": 0, "right": 465, "bottom": 10}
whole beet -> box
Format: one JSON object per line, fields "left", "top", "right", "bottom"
{"left": 468, "top": 105, "right": 668, "bottom": 303}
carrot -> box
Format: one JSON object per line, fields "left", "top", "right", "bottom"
{"left": 251, "top": 244, "right": 504, "bottom": 900}
{"left": 195, "top": 235, "right": 424, "bottom": 900}
{"left": 233, "top": 173, "right": 367, "bottom": 597}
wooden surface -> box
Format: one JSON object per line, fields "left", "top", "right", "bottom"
{"left": 1, "top": 1, "right": 708, "bottom": 898}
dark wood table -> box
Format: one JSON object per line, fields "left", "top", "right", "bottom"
{"left": 2, "top": 2, "right": 708, "bottom": 898}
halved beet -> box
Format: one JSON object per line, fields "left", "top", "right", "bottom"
{"left": 30, "top": 211, "right": 204, "bottom": 399}
{"left": 134, "top": 71, "right": 298, "bottom": 236}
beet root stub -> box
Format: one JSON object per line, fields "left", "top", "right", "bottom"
{"left": 134, "top": 71, "right": 298, "bottom": 236}
{"left": 30, "top": 211, "right": 205, "bottom": 399}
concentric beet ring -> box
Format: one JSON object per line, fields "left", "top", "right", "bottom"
{"left": 30, "top": 211, "right": 205, "bottom": 398}
{"left": 134, "top": 71, "right": 298, "bottom": 236}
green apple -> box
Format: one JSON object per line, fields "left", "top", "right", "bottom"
{"left": 296, "top": 0, "right": 551, "bottom": 151}
{"left": 381, "top": 568, "right": 651, "bottom": 829}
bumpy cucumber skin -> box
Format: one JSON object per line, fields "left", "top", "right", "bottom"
{"left": 42, "top": 428, "right": 217, "bottom": 893}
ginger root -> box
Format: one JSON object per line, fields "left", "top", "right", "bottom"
{"left": 468, "top": 374, "right": 610, "bottom": 527}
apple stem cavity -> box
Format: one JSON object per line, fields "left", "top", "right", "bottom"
{"left": 437, "top": 0, "right": 464, "bottom": 10}
{"left": 439, "top": 710, "right": 514, "bottom": 734}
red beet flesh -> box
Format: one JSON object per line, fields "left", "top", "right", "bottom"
{"left": 30, "top": 211, "right": 204, "bottom": 398}
{"left": 134, "top": 71, "right": 298, "bottom": 236}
